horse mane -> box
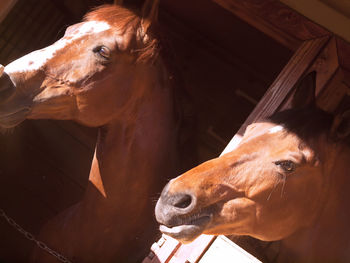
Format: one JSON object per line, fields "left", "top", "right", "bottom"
{"left": 84, "top": 5, "right": 140, "bottom": 28}
{"left": 266, "top": 107, "right": 334, "bottom": 141}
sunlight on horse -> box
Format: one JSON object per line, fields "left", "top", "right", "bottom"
{"left": 0, "top": 2, "right": 184, "bottom": 262}
{"left": 156, "top": 72, "right": 350, "bottom": 262}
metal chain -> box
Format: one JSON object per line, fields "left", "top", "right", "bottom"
{"left": 0, "top": 208, "right": 73, "bottom": 263}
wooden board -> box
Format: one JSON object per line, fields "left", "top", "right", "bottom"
{"left": 211, "top": 0, "right": 330, "bottom": 50}
{"left": 199, "top": 236, "right": 261, "bottom": 263}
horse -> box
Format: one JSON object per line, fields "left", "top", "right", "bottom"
{"left": 155, "top": 72, "right": 350, "bottom": 262}
{"left": 0, "top": 2, "right": 184, "bottom": 262}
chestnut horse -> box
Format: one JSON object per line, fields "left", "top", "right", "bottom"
{"left": 0, "top": 2, "right": 182, "bottom": 262}
{"left": 156, "top": 72, "right": 350, "bottom": 262}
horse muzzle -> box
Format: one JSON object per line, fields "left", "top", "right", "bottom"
{"left": 0, "top": 64, "right": 16, "bottom": 103}
{"left": 155, "top": 181, "right": 212, "bottom": 243}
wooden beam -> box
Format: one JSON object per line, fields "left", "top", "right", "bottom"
{"left": 281, "top": 0, "right": 350, "bottom": 43}
{"left": 211, "top": 0, "right": 330, "bottom": 50}
{"left": 198, "top": 236, "right": 261, "bottom": 263}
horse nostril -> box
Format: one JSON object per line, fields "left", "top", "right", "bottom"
{"left": 173, "top": 194, "right": 193, "bottom": 209}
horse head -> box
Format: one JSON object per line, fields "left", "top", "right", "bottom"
{"left": 0, "top": 3, "right": 160, "bottom": 129}
{"left": 155, "top": 72, "right": 350, "bottom": 244}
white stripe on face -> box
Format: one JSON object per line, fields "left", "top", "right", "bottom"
{"left": 268, "top": 125, "right": 284, "bottom": 134}
{"left": 4, "top": 21, "right": 111, "bottom": 76}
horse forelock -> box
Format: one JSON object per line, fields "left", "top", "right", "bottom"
{"left": 84, "top": 5, "right": 139, "bottom": 34}
{"left": 266, "top": 107, "right": 334, "bottom": 142}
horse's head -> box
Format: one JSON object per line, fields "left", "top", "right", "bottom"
{"left": 0, "top": 3, "right": 160, "bottom": 129}
{"left": 155, "top": 72, "right": 350, "bottom": 243}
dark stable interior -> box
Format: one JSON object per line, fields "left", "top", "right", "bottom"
{"left": 0, "top": 0, "right": 292, "bottom": 261}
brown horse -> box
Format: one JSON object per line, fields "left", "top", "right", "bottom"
{"left": 0, "top": 2, "right": 181, "bottom": 262}
{"left": 156, "top": 72, "right": 350, "bottom": 262}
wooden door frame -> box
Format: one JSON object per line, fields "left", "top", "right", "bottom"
{"left": 144, "top": 0, "right": 350, "bottom": 262}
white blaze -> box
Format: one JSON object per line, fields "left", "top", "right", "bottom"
{"left": 4, "top": 21, "right": 111, "bottom": 75}
{"left": 268, "top": 125, "right": 284, "bottom": 134}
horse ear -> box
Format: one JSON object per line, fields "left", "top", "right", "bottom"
{"left": 331, "top": 110, "right": 350, "bottom": 140}
{"left": 291, "top": 71, "right": 316, "bottom": 108}
{"left": 141, "top": 0, "right": 159, "bottom": 33}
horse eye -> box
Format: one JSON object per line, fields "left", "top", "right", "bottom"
{"left": 275, "top": 160, "right": 296, "bottom": 172}
{"left": 93, "top": 46, "right": 111, "bottom": 59}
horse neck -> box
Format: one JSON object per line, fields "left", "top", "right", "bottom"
{"left": 85, "top": 62, "right": 178, "bottom": 209}
{"left": 280, "top": 143, "right": 350, "bottom": 261}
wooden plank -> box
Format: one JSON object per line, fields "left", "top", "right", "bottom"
{"left": 144, "top": 234, "right": 262, "bottom": 263}
{"left": 143, "top": 235, "right": 181, "bottom": 263}
{"left": 169, "top": 235, "right": 215, "bottom": 263}
{"left": 198, "top": 236, "right": 261, "bottom": 263}
{"left": 321, "top": 0, "right": 350, "bottom": 18}
{"left": 211, "top": 0, "right": 330, "bottom": 50}
{"left": 280, "top": 0, "right": 350, "bottom": 43}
